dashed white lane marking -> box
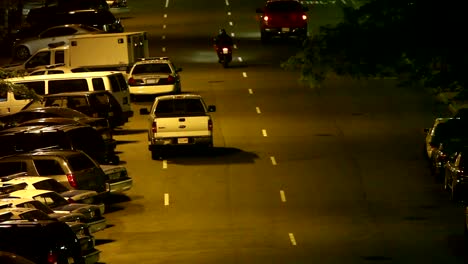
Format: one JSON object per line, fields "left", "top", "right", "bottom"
{"left": 233, "top": 44, "right": 237, "bottom": 49}
{"left": 289, "top": 233, "right": 297, "bottom": 245}
{"left": 164, "top": 193, "right": 169, "bottom": 206}
{"left": 256, "top": 107, "right": 261, "bottom": 114}
{"left": 165, "top": 0, "right": 169, "bottom": 8}
{"left": 162, "top": 160, "right": 167, "bottom": 169}
{"left": 238, "top": 57, "right": 243, "bottom": 62}
{"left": 230, "top": 32, "right": 235, "bottom": 37}
{"left": 162, "top": 35, "right": 166, "bottom": 39}
{"left": 227, "top": 11, "right": 231, "bottom": 16}
{"left": 270, "top": 156, "right": 277, "bottom": 165}
{"left": 242, "top": 72, "right": 247, "bottom": 77}
{"left": 162, "top": 47, "right": 166, "bottom": 52}
{"left": 262, "top": 129, "right": 268, "bottom": 137}
{"left": 225, "top": 0, "right": 230, "bottom": 6}
{"left": 163, "top": 24, "right": 166, "bottom": 29}
{"left": 229, "top": 21, "right": 233, "bottom": 26}
{"left": 280, "top": 190, "right": 286, "bottom": 202}
{"left": 163, "top": 14, "right": 167, "bottom": 18}
{"left": 248, "top": 89, "right": 253, "bottom": 94}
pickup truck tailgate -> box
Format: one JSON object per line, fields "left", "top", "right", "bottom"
{"left": 154, "top": 116, "right": 211, "bottom": 138}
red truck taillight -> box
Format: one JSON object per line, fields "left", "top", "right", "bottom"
{"left": 67, "top": 173, "right": 77, "bottom": 188}
{"left": 152, "top": 121, "right": 157, "bottom": 133}
{"left": 208, "top": 119, "right": 213, "bottom": 131}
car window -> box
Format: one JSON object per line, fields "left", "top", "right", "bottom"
{"left": 48, "top": 79, "right": 88, "bottom": 94}
{"left": 33, "top": 192, "right": 68, "bottom": 207}
{"left": 55, "top": 50, "right": 65, "bottom": 64}
{"left": 40, "top": 27, "right": 77, "bottom": 38}
{"left": 0, "top": 90, "right": 6, "bottom": 101}
{"left": 0, "top": 161, "right": 27, "bottom": 177}
{"left": 48, "top": 70, "right": 65, "bottom": 74}
{"left": 67, "top": 153, "right": 97, "bottom": 171}
{"left": 33, "top": 179, "right": 69, "bottom": 193}
{"left": 133, "top": 63, "right": 171, "bottom": 74}
{"left": 108, "top": 75, "right": 122, "bottom": 92}
{"left": 16, "top": 81, "right": 46, "bottom": 96}
{"left": 92, "top": 78, "right": 105, "bottom": 91}
{"left": 16, "top": 201, "right": 55, "bottom": 214}
{"left": 115, "top": 73, "right": 129, "bottom": 91}
{"left": 19, "top": 210, "right": 51, "bottom": 220}
{"left": 33, "top": 159, "right": 65, "bottom": 175}
{"left": 155, "top": 99, "right": 205, "bottom": 115}
{"left": 25, "top": 51, "right": 50, "bottom": 68}
{"left": 30, "top": 70, "right": 47, "bottom": 76}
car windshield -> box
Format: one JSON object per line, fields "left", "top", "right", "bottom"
{"left": 133, "top": 63, "right": 172, "bottom": 74}
{"left": 266, "top": 1, "right": 303, "bottom": 12}
{"left": 33, "top": 192, "right": 69, "bottom": 208}
{"left": 33, "top": 179, "right": 69, "bottom": 193}
{"left": 155, "top": 99, "right": 206, "bottom": 115}
{"left": 16, "top": 200, "right": 55, "bottom": 214}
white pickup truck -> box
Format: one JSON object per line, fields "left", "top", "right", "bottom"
{"left": 140, "top": 94, "right": 216, "bottom": 159}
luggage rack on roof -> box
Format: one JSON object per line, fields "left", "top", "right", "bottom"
{"left": 45, "top": 63, "right": 66, "bottom": 69}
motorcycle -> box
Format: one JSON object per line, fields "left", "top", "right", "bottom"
{"left": 217, "top": 46, "right": 232, "bottom": 68}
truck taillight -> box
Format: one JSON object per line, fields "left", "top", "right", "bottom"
{"left": 208, "top": 119, "right": 213, "bottom": 131}
{"left": 302, "top": 14, "right": 307, "bottom": 20}
{"left": 128, "top": 77, "right": 136, "bottom": 86}
{"left": 263, "top": 16, "right": 269, "bottom": 22}
{"left": 128, "top": 77, "right": 143, "bottom": 86}
{"left": 67, "top": 173, "right": 77, "bottom": 188}
{"left": 47, "top": 250, "right": 58, "bottom": 264}
{"left": 152, "top": 121, "right": 157, "bottom": 133}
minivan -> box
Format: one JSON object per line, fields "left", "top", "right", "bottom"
{"left": 2, "top": 71, "right": 133, "bottom": 118}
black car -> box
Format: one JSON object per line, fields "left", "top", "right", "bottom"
{"left": 0, "top": 124, "right": 119, "bottom": 164}
{"left": 26, "top": 8, "right": 124, "bottom": 33}
{"left": 25, "top": 91, "right": 126, "bottom": 129}
{"left": 0, "top": 220, "right": 97, "bottom": 264}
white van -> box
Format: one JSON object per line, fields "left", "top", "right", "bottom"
{"left": 1, "top": 71, "right": 133, "bottom": 118}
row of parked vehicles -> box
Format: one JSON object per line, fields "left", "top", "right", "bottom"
{"left": 423, "top": 110, "right": 468, "bottom": 236}
{"left": 0, "top": 1, "right": 137, "bottom": 263}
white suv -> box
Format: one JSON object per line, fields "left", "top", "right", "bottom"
{"left": 127, "top": 57, "right": 182, "bottom": 96}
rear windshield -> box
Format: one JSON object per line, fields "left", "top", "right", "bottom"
{"left": 155, "top": 99, "right": 206, "bottom": 116}
{"left": 33, "top": 179, "right": 69, "bottom": 193}
{"left": 0, "top": 161, "right": 27, "bottom": 177}
{"left": 67, "top": 153, "right": 96, "bottom": 171}
{"left": 14, "top": 81, "right": 46, "bottom": 97}
{"left": 132, "top": 63, "right": 172, "bottom": 74}
{"left": 266, "top": 1, "right": 303, "bottom": 12}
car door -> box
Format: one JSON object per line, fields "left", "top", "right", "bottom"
{"left": 34, "top": 27, "right": 78, "bottom": 55}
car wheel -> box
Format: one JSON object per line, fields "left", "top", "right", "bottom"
{"left": 14, "top": 45, "right": 30, "bottom": 60}
{"left": 151, "top": 149, "right": 160, "bottom": 160}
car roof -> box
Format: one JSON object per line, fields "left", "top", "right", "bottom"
{"left": 0, "top": 207, "right": 41, "bottom": 214}
{"left": 134, "top": 57, "right": 171, "bottom": 64}
{"left": 19, "top": 117, "right": 83, "bottom": 126}
{"left": 1, "top": 176, "right": 52, "bottom": 186}
{"left": 155, "top": 94, "right": 202, "bottom": 101}
{"left": 0, "top": 197, "right": 36, "bottom": 207}
{"left": 44, "top": 90, "right": 111, "bottom": 97}
{"left": 0, "top": 149, "right": 85, "bottom": 161}
{"left": 5, "top": 71, "right": 124, "bottom": 81}
{"left": 9, "top": 189, "right": 54, "bottom": 199}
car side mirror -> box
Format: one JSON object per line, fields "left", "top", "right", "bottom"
{"left": 139, "top": 108, "right": 149, "bottom": 115}
{"left": 256, "top": 8, "right": 264, "bottom": 13}
{"left": 208, "top": 105, "right": 216, "bottom": 112}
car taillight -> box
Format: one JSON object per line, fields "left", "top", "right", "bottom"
{"left": 47, "top": 250, "right": 58, "bottom": 264}
{"left": 166, "top": 75, "right": 175, "bottom": 84}
{"left": 263, "top": 15, "right": 269, "bottom": 22}
{"left": 68, "top": 198, "right": 76, "bottom": 203}
{"left": 152, "top": 121, "right": 157, "bottom": 133}
{"left": 128, "top": 77, "right": 136, "bottom": 86}
{"left": 302, "top": 14, "right": 307, "bottom": 20}
{"left": 92, "top": 113, "right": 99, "bottom": 118}
{"left": 208, "top": 119, "right": 213, "bottom": 131}
{"left": 128, "top": 77, "right": 143, "bottom": 86}
{"left": 67, "top": 173, "right": 78, "bottom": 188}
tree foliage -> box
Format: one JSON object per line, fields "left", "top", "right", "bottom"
{"left": 283, "top": 0, "right": 468, "bottom": 92}
{"left": 0, "top": 69, "right": 41, "bottom": 102}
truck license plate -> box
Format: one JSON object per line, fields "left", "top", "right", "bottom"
{"left": 147, "top": 79, "right": 158, "bottom": 84}
{"left": 177, "top": 138, "right": 188, "bottom": 144}
{"left": 281, "top": 27, "right": 290, "bottom": 32}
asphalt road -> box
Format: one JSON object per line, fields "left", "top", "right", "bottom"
{"left": 13, "top": 0, "right": 464, "bottom": 263}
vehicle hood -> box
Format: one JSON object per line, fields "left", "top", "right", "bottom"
{"left": 53, "top": 203, "right": 96, "bottom": 212}
{"left": 49, "top": 212, "right": 86, "bottom": 222}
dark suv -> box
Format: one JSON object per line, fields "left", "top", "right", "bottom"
{"left": 0, "top": 220, "right": 98, "bottom": 264}
{"left": 256, "top": 0, "right": 309, "bottom": 43}
{"left": 0, "top": 123, "right": 118, "bottom": 164}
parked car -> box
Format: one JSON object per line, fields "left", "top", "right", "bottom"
{"left": 26, "top": 8, "right": 124, "bottom": 33}
{"left": 255, "top": 0, "right": 309, "bottom": 43}
{"left": 0, "top": 175, "right": 103, "bottom": 211}
{"left": 127, "top": 57, "right": 182, "bottom": 96}
{"left": 28, "top": 63, "right": 91, "bottom": 75}
{"left": 25, "top": 91, "right": 127, "bottom": 129}
{"left": 0, "top": 123, "right": 118, "bottom": 165}
{"left": 0, "top": 149, "right": 132, "bottom": 195}
{"left": 429, "top": 139, "right": 468, "bottom": 181}
{"left": 424, "top": 117, "right": 468, "bottom": 160}
{"left": 8, "top": 189, "right": 107, "bottom": 233}
{"left": 0, "top": 207, "right": 53, "bottom": 221}
{"left": 0, "top": 220, "right": 99, "bottom": 264}
{"left": 12, "top": 24, "right": 103, "bottom": 60}
{"left": 444, "top": 147, "right": 468, "bottom": 201}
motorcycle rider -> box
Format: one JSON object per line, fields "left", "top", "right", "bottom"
{"left": 213, "top": 29, "right": 233, "bottom": 62}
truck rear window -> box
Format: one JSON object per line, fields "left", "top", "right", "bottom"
{"left": 155, "top": 99, "right": 205, "bottom": 115}
{"left": 67, "top": 154, "right": 97, "bottom": 171}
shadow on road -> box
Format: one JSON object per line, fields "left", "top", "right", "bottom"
{"left": 113, "top": 129, "right": 147, "bottom": 135}
{"left": 95, "top": 239, "right": 116, "bottom": 246}
{"left": 154, "top": 147, "right": 260, "bottom": 165}
{"left": 115, "top": 140, "right": 140, "bottom": 145}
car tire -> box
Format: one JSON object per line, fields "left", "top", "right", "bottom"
{"left": 151, "top": 149, "right": 161, "bottom": 160}
{"left": 14, "top": 45, "right": 30, "bottom": 60}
